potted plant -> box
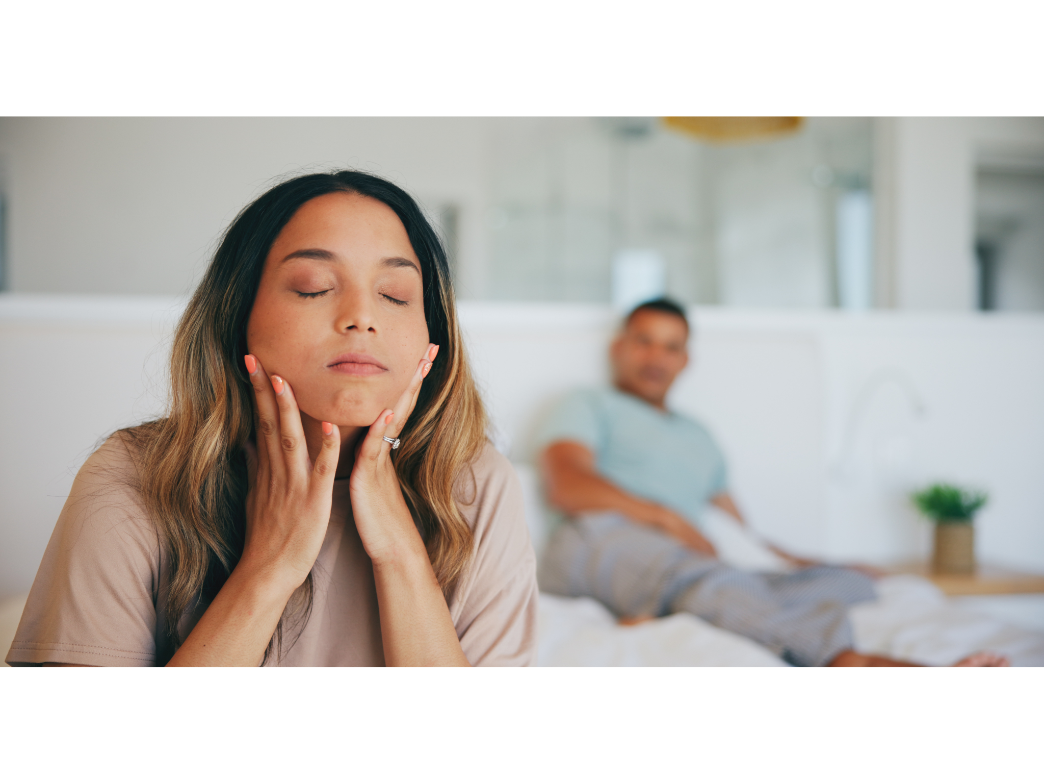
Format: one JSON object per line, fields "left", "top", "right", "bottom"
{"left": 911, "top": 483, "right": 988, "bottom": 574}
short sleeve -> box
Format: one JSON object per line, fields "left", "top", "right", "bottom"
{"left": 450, "top": 445, "right": 539, "bottom": 666}
{"left": 531, "top": 389, "right": 605, "bottom": 455}
{"left": 703, "top": 427, "right": 729, "bottom": 499}
{"left": 5, "top": 435, "right": 161, "bottom": 667}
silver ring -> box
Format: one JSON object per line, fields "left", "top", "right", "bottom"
{"left": 382, "top": 436, "right": 401, "bottom": 450}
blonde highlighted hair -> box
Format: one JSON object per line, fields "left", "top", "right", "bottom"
{"left": 121, "top": 171, "right": 487, "bottom": 662}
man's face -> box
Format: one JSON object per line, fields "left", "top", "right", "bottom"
{"left": 610, "top": 309, "right": 689, "bottom": 407}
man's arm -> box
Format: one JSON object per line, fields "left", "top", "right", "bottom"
{"left": 540, "top": 440, "right": 717, "bottom": 556}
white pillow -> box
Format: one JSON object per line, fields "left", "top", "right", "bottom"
{"left": 697, "top": 505, "right": 793, "bottom": 573}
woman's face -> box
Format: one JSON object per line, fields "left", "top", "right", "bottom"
{"left": 246, "top": 192, "right": 430, "bottom": 427}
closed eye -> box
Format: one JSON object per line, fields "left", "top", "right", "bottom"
{"left": 382, "top": 294, "right": 409, "bottom": 306}
{"left": 296, "top": 289, "right": 332, "bottom": 299}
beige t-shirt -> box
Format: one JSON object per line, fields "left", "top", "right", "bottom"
{"left": 6, "top": 435, "right": 538, "bottom": 666}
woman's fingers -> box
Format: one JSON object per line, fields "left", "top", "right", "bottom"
{"left": 269, "top": 373, "right": 311, "bottom": 483}
{"left": 384, "top": 343, "right": 438, "bottom": 440}
{"left": 243, "top": 439, "right": 259, "bottom": 488}
{"left": 245, "top": 354, "right": 283, "bottom": 486}
{"left": 357, "top": 407, "right": 397, "bottom": 466}
{"left": 311, "top": 419, "right": 341, "bottom": 487}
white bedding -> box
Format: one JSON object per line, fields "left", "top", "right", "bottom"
{"left": 537, "top": 577, "right": 1044, "bottom": 667}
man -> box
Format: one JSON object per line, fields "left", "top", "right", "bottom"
{"left": 535, "top": 298, "right": 1006, "bottom": 666}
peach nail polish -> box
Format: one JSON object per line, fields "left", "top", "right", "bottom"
{"left": 244, "top": 355, "right": 256, "bottom": 374}
{"left": 429, "top": 344, "right": 439, "bottom": 361}
{"left": 422, "top": 362, "right": 432, "bottom": 377}
{"left": 322, "top": 421, "right": 333, "bottom": 436}
{"left": 385, "top": 412, "right": 394, "bottom": 424}
{"left": 271, "top": 375, "right": 284, "bottom": 395}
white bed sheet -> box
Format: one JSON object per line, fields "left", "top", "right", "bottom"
{"left": 537, "top": 575, "right": 1044, "bottom": 667}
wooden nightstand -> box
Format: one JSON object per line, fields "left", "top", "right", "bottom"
{"left": 891, "top": 563, "right": 1044, "bottom": 597}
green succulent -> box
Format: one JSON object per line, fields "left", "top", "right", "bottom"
{"left": 911, "top": 483, "right": 988, "bottom": 523}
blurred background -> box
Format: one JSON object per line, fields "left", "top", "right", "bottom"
{"left": 1, "top": 117, "right": 1043, "bottom": 602}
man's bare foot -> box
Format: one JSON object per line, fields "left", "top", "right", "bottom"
{"left": 617, "top": 614, "right": 656, "bottom": 627}
{"left": 954, "top": 651, "right": 1010, "bottom": 666}
{"left": 829, "top": 649, "right": 1011, "bottom": 666}
{"left": 829, "top": 650, "right": 918, "bottom": 666}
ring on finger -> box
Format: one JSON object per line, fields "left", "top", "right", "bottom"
{"left": 382, "top": 436, "right": 401, "bottom": 450}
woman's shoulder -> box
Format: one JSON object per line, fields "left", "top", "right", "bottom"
{"left": 85, "top": 429, "right": 143, "bottom": 476}
{"left": 61, "top": 430, "right": 159, "bottom": 554}
{"left": 465, "top": 440, "right": 517, "bottom": 491}
{"left": 454, "top": 441, "right": 526, "bottom": 535}
{"left": 7, "top": 431, "right": 164, "bottom": 666}
{"left": 76, "top": 430, "right": 147, "bottom": 499}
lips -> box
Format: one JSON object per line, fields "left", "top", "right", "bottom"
{"left": 326, "top": 352, "right": 389, "bottom": 376}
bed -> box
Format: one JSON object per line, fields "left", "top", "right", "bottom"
{"left": 515, "top": 464, "right": 1044, "bottom": 667}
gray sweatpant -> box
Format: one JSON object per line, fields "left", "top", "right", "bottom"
{"left": 538, "top": 512, "right": 876, "bottom": 666}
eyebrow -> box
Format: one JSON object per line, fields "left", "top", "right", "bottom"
{"left": 281, "top": 248, "right": 336, "bottom": 264}
{"left": 381, "top": 256, "right": 422, "bottom": 275}
{"left": 280, "top": 248, "right": 421, "bottom": 275}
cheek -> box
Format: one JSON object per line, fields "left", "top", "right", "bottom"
{"left": 245, "top": 297, "right": 310, "bottom": 369}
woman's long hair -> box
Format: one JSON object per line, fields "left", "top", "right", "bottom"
{"left": 121, "top": 171, "right": 487, "bottom": 662}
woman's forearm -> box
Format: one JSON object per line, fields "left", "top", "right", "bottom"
{"left": 166, "top": 559, "right": 295, "bottom": 667}
{"left": 371, "top": 540, "right": 470, "bottom": 667}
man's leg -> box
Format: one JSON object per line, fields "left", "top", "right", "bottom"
{"left": 538, "top": 511, "right": 717, "bottom": 618}
{"left": 540, "top": 516, "right": 1010, "bottom": 666}
{"left": 542, "top": 514, "right": 862, "bottom": 664}
{"left": 764, "top": 565, "right": 877, "bottom": 609}
{"left": 667, "top": 565, "right": 858, "bottom": 666}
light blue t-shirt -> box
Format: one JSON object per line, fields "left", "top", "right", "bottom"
{"left": 533, "top": 387, "right": 727, "bottom": 525}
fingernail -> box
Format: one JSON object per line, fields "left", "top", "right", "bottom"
{"left": 322, "top": 421, "right": 333, "bottom": 436}
{"left": 385, "top": 412, "right": 394, "bottom": 424}
{"left": 422, "top": 362, "right": 432, "bottom": 378}
{"left": 429, "top": 344, "right": 439, "bottom": 361}
{"left": 244, "top": 355, "right": 257, "bottom": 374}
{"left": 271, "top": 375, "right": 284, "bottom": 395}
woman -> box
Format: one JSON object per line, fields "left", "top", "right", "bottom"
{"left": 6, "top": 171, "right": 538, "bottom": 666}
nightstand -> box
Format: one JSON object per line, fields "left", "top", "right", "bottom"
{"left": 891, "top": 563, "right": 1044, "bottom": 597}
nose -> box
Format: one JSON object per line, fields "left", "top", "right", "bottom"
{"left": 334, "top": 287, "right": 378, "bottom": 334}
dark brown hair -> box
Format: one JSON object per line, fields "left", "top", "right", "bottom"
{"left": 625, "top": 297, "right": 689, "bottom": 331}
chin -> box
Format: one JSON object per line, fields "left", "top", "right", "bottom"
{"left": 334, "top": 396, "right": 392, "bottom": 428}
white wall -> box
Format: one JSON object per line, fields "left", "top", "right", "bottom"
{"left": 11, "top": 117, "right": 1043, "bottom": 313}
{"left": 875, "top": 117, "right": 1044, "bottom": 310}
{"left": 0, "top": 118, "right": 494, "bottom": 298}
{"left": 4, "top": 295, "right": 1042, "bottom": 598}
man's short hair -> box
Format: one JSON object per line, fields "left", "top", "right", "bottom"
{"left": 623, "top": 297, "right": 689, "bottom": 332}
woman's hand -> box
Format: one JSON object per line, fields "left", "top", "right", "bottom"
{"left": 241, "top": 353, "right": 342, "bottom": 594}
{"left": 349, "top": 343, "right": 438, "bottom": 564}
{"left": 167, "top": 355, "right": 342, "bottom": 666}
{"left": 344, "top": 343, "right": 468, "bottom": 666}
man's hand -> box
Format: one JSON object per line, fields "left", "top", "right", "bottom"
{"left": 640, "top": 504, "right": 718, "bottom": 557}
{"left": 541, "top": 440, "right": 718, "bottom": 558}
